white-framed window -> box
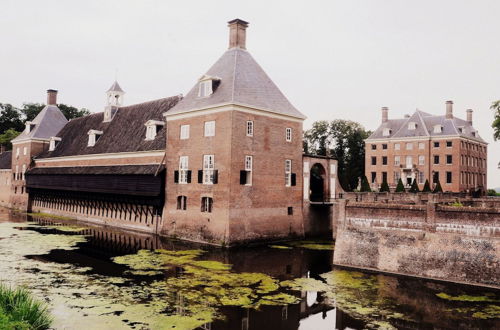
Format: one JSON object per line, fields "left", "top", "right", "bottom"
{"left": 383, "top": 128, "right": 391, "bottom": 137}
{"left": 180, "top": 125, "right": 190, "bottom": 140}
{"left": 198, "top": 80, "right": 213, "bottom": 97}
{"left": 246, "top": 121, "right": 253, "bottom": 137}
{"left": 433, "top": 125, "right": 443, "bottom": 133}
{"left": 145, "top": 126, "right": 156, "bottom": 140}
{"left": 21, "top": 164, "right": 26, "bottom": 181}
{"left": 15, "top": 165, "right": 19, "bottom": 180}
{"left": 394, "top": 171, "right": 401, "bottom": 183}
{"left": 406, "top": 142, "right": 413, "bottom": 150}
{"left": 285, "top": 159, "right": 292, "bottom": 187}
{"left": 418, "top": 142, "right": 425, "bottom": 150}
{"left": 394, "top": 143, "right": 400, "bottom": 150}
{"left": 16, "top": 148, "right": 19, "bottom": 158}
{"left": 406, "top": 156, "right": 413, "bottom": 168}
{"left": 179, "top": 156, "right": 189, "bottom": 184}
{"left": 418, "top": 155, "right": 425, "bottom": 165}
{"left": 244, "top": 155, "right": 252, "bottom": 185}
{"left": 144, "top": 120, "right": 164, "bottom": 140}
{"left": 203, "top": 155, "right": 215, "bottom": 184}
{"left": 408, "top": 122, "right": 417, "bottom": 130}
{"left": 23, "top": 147, "right": 27, "bottom": 155}
{"left": 394, "top": 156, "right": 400, "bottom": 166}
{"left": 87, "top": 130, "right": 103, "bottom": 147}
{"left": 204, "top": 121, "right": 215, "bottom": 137}
{"left": 177, "top": 196, "right": 187, "bottom": 210}
{"left": 418, "top": 172, "right": 425, "bottom": 184}
{"left": 286, "top": 128, "right": 292, "bottom": 142}
{"left": 49, "top": 137, "right": 61, "bottom": 151}
{"left": 201, "top": 197, "right": 213, "bottom": 213}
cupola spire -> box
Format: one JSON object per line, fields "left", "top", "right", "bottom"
{"left": 104, "top": 81, "right": 125, "bottom": 122}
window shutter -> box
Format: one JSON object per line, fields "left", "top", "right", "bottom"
{"left": 213, "top": 170, "right": 218, "bottom": 184}
{"left": 291, "top": 173, "right": 296, "bottom": 186}
{"left": 240, "top": 171, "right": 247, "bottom": 185}
{"left": 174, "top": 170, "right": 179, "bottom": 183}
{"left": 198, "top": 170, "right": 203, "bottom": 183}
{"left": 187, "top": 170, "right": 192, "bottom": 183}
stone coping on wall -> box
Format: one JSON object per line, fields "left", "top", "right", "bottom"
{"left": 347, "top": 202, "right": 426, "bottom": 211}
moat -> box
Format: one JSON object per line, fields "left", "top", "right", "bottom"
{"left": 0, "top": 207, "right": 498, "bottom": 329}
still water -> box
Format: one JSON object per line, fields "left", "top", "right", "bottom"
{"left": 0, "top": 208, "right": 498, "bottom": 329}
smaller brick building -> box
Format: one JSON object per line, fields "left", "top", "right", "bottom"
{"left": 365, "top": 102, "right": 487, "bottom": 193}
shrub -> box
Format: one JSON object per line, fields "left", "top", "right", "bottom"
{"left": 433, "top": 180, "right": 443, "bottom": 193}
{"left": 395, "top": 178, "right": 405, "bottom": 192}
{"left": 409, "top": 179, "right": 420, "bottom": 193}
{"left": 379, "top": 180, "right": 390, "bottom": 192}
{"left": 487, "top": 189, "right": 500, "bottom": 196}
{"left": 360, "top": 175, "right": 372, "bottom": 192}
{"left": 0, "top": 284, "right": 52, "bottom": 330}
{"left": 422, "top": 179, "right": 432, "bottom": 192}
{"left": 450, "top": 201, "right": 464, "bottom": 207}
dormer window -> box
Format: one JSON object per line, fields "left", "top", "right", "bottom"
{"left": 25, "top": 121, "right": 35, "bottom": 133}
{"left": 87, "top": 129, "right": 103, "bottom": 147}
{"left": 49, "top": 137, "right": 61, "bottom": 151}
{"left": 144, "top": 120, "right": 165, "bottom": 140}
{"left": 408, "top": 122, "right": 417, "bottom": 130}
{"left": 457, "top": 126, "right": 464, "bottom": 133}
{"left": 198, "top": 75, "right": 220, "bottom": 98}
{"left": 382, "top": 128, "right": 392, "bottom": 137}
{"left": 471, "top": 131, "right": 476, "bottom": 137}
{"left": 433, "top": 125, "right": 443, "bottom": 133}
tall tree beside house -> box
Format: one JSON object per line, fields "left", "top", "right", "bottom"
{"left": 360, "top": 175, "right": 372, "bottom": 192}
{"left": 303, "top": 119, "right": 371, "bottom": 191}
{"left": 422, "top": 179, "right": 432, "bottom": 192}
{"left": 395, "top": 178, "right": 405, "bottom": 192}
{"left": 491, "top": 100, "right": 500, "bottom": 140}
{"left": 379, "top": 179, "right": 390, "bottom": 192}
{"left": 0, "top": 103, "right": 24, "bottom": 134}
{"left": 0, "top": 128, "right": 21, "bottom": 150}
{"left": 409, "top": 179, "right": 420, "bottom": 193}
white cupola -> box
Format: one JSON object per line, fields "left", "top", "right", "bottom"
{"left": 104, "top": 81, "right": 125, "bottom": 122}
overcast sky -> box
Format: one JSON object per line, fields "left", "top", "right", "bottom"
{"left": 1, "top": 0, "right": 499, "bottom": 187}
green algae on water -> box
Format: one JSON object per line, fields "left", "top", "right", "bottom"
{"left": 436, "top": 292, "right": 499, "bottom": 303}
{"left": 268, "top": 245, "right": 292, "bottom": 249}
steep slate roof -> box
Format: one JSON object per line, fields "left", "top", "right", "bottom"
{"left": 107, "top": 81, "right": 124, "bottom": 92}
{"left": 38, "top": 95, "right": 181, "bottom": 158}
{"left": 166, "top": 48, "right": 306, "bottom": 119}
{"left": 11, "top": 105, "right": 68, "bottom": 142}
{"left": 28, "top": 165, "right": 158, "bottom": 175}
{"left": 0, "top": 151, "right": 12, "bottom": 169}
{"left": 367, "top": 110, "right": 485, "bottom": 142}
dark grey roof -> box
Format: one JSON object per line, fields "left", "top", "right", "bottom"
{"left": 107, "top": 81, "right": 124, "bottom": 93}
{"left": 166, "top": 48, "right": 306, "bottom": 119}
{"left": 11, "top": 105, "right": 68, "bottom": 142}
{"left": 38, "top": 95, "right": 181, "bottom": 158}
{"left": 0, "top": 151, "right": 12, "bottom": 169}
{"left": 367, "top": 110, "right": 485, "bottom": 142}
{"left": 27, "top": 165, "right": 159, "bottom": 175}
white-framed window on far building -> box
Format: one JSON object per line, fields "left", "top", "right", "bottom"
{"left": 285, "top": 159, "right": 292, "bottom": 186}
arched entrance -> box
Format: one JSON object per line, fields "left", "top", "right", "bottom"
{"left": 310, "top": 163, "right": 326, "bottom": 202}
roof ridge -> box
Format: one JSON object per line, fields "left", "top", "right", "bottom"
{"left": 415, "top": 111, "right": 430, "bottom": 137}
{"left": 391, "top": 115, "right": 411, "bottom": 137}
{"left": 122, "top": 95, "right": 182, "bottom": 109}
{"left": 230, "top": 49, "right": 238, "bottom": 103}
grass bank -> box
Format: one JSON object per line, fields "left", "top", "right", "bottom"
{"left": 0, "top": 284, "right": 52, "bottom": 329}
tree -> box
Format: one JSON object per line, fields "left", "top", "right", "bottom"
{"left": 303, "top": 119, "right": 371, "bottom": 191}
{"left": 0, "top": 103, "right": 24, "bottom": 134}
{"left": 0, "top": 128, "right": 21, "bottom": 150}
{"left": 422, "top": 179, "right": 432, "bottom": 192}
{"left": 379, "top": 179, "right": 390, "bottom": 192}
{"left": 491, "top": 100, "right": 500, "bottom": 141}
{"left": 360, "top": 175, "right": 372, "bottom": 192}
{"left": 395, "top": 178, "right": 405, "bottom": 192}
{"left": 409, "top": 179, "right": 420, "bottom": 193}
{"left": 433, "top": 179, "right": 443, "bottom": 193}
{"left": 20, "top": 103, "right": 90, "bottom": 121}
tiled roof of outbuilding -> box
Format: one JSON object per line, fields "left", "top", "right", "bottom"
{"left": 11, "top": 105, "right": 68, "bottom": 143}
{"left": 27, "top": 165, "right": 159, "bottom": 175}
{"left": 367, "top": 110, "right": 485, "bottom": 143}
{"left": 166, "top": 48, "right": 306, "bottom": 119}
{"left": 38, "top": 95, "right": 181, "bottom": 158}
{"left": 0, "top": 151, "right": 12, "bottom": 169}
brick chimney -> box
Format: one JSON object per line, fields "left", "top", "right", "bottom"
{"left": 228, "top": 19, "right": 249, "bottom": 50}
{"left": 381, "top": 107, "right": 388, "bottom": 123}
{"left": 47, "top": 89, "right": 58, "bottom": 105}
{"left": 445, "top": 100, "right": 453, "bottom": 119}
{"left": 466, "top": 109, "right": 473, "bottom": 125}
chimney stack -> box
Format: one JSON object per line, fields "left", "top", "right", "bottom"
{"left": 466, "top": 109, "right": 473, "bottom": 125}
{"left": 445, "top": 100, "right": 453, "bottom": 119}
{"left": 47, "top": 89, "right": 58, "bottom": 105}
{"left": 228, "top": 18, "right": 249, "bottom": 50}
{"left": 381, "top": 107, "right": 388, "bottom": 123}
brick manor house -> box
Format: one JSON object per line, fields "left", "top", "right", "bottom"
{"left": 365, "top": 102, "right": 487, "bottom": 193}
{"left": 0, "top": 19, "right": 340, "bottom": 245}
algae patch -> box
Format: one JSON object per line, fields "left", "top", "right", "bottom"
{"left": 436, "top": 292, "right": 499, "bottom": 303}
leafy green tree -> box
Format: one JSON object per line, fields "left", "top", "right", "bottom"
{"left": 491, "top": 100, "right": 500, "bottom": 141}
{"left": 433, "top": 179, "right": 443, "bottom": 193}
{"left": 0, "top": 103, "right": 23, "bottom": 134}
{"left": 395, "top": 178, "right": 405, "bottom": 192}
{"left": 20, "top": 103, "right": 90, "bottom": 121}
{"left": 409, "top": 179, "right": 420, "bottom": 193}
{"left": 360, "top": 175, "right": 372, "bottom": 192}
{"left": 379, "top": 179, "right": 390, "bottom": 192}
{"left": 422, "top": 179, "right": 432, "bottom": 192}
{"left": 0, "top": 129, "right": 21, "bottom": 150}
{"left": 304, "top": 119, "right": 371, "bottom": 191}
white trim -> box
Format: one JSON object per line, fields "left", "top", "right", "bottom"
{"left": 12, "top": 138, "right": 50, "bottom": 145}
{"left": 34, "top": 150, "right": 165, "bottom": 163}
{"left": 164, "top": 103, "right": 305, "bottom": 122}
{"left": 0, "top": 169, "right": 11, "bottom": 172}
{"left": 367, "top": 135, "right": 487, "bottom": 144}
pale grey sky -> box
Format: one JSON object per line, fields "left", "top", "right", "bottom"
{"left": 1, "top": 0, "right": 499, "bottom": 187}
